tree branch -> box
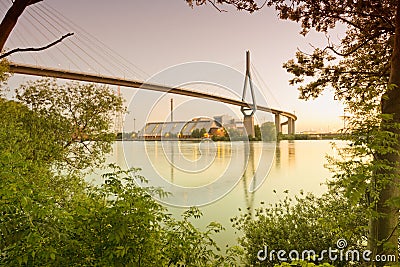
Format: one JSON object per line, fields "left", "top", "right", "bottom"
{"left": 27, "top": 0, "right": 43, "bottom": 6}
{"left": 0, "top": 32, "right": 74, "bottom": 59}
{"left": 324, "top": 31, "right": 384, "bottom": 57}
{"left": 207, "top": 0, "right": 227, "bottom": 12}
{"left": 0, "top": 0, "right": 45, "bottom": 51}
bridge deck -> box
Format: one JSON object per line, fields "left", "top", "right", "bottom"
{"left": 8, "top": 63, "right": 297, "bottom": 121}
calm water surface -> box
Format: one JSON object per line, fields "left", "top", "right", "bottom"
{"left": 91, "top": 140, "right": 341, "bottom": 248}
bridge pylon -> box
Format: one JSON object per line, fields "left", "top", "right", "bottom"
{"left": 241, "top": 51, "right": 257, "bottom": 138}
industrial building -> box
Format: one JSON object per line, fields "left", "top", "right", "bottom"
{"left": 139, "top": 117, "right": 224, "bottom": 140}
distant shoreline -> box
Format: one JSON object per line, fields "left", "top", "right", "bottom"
{"left": 278, "top": 133, "right": 346, "bottom": 140}
{"left": 116, "top": 133, "right": 346, "bottom": 142}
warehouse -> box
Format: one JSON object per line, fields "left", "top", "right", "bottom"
{"left": 139, "top": 117, "right": 223, "bottom": 140}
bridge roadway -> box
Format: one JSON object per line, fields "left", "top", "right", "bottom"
{"left": 8, "top": 63, "right": 297, "bottom": 133}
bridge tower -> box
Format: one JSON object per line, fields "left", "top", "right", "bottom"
{"left": 241, "top": 50, "right": 257, "bottom": 138}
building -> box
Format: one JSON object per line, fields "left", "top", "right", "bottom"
{"left": 213, "top": 115, "right": 236, "bottom": 128}
{"left": 139, "top": 117, "right": 224, "bottom": 140}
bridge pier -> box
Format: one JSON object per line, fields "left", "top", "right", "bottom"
{"left": 288, "top": 118, "right": 295, "bottom": 135}
{"left": 243, "top": 115, "right": 255, "bottom": 138}
{"left": 292, "top": 119, "right": 295, "bottom": 134}
{"left": 274, "top": 114, "right": 282, "bottom": 134}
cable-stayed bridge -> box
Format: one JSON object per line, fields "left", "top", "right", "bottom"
{"left": 1, "top": 2, "right": 297, "bottom": 135}
{"left": 8, "top": 61, "right": 296, "bottom": 135}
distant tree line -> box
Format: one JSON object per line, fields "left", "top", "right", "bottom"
{"left": 191, "top": 128, "right": 208, "bottom": 138}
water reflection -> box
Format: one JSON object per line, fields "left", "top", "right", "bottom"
{"left": 170, "top": 142, "right": 175, "bottom": 183}
{"left": 120, "top": 140, "right": 275, "bottom": 207}
{"left": 274, "top": 140, "right": 297, "bottom": 170}
{"left": 101, "top": 140, "right": 338, "bottom": 247}
{"left": 160, "top": 141, "right": 274, "bottom": 201}
{"left": 288, "top": 140, "right": 295, "bottom": 167}
{"left": 147, "top": 141, "right": 272, "bottom": 213}
{"left": 242, "top": 143, "right": 255, "bottom": 213}
{"left": 275, "top": 144, "right": 281, "bottom": 168}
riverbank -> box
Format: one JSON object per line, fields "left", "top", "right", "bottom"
{"left": 116, "top": 133, "right": 345, "bottom": 141}
{"left": 279, "top": 133, "right": 345, "bottom": 140}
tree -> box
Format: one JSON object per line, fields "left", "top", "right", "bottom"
{"left": 191, "top": 128, "right": 207, "bottom": 138}
{"left": 0, "top": 126, "right": 224, "bottom": 265}
{"left": 189, "top": 0, "right": 400, "bottom": 260}
{"left": 260, "top": 121, "right": 276, "bottom": 141}
{"left": 0, "top": 0, "right": 72, "bottom": 59}
{"left": 200, "top": 127, "right": 207, "bottom": 137}
{"left": 0, "top": 4, "right": 226, "bottom": 264}
{"left": 0, "top": 98, "right": 87, "bottom": 265}
{"left": 254, "top": 124, "right": 261, "bottom": 140}
{"left": 191, "top": 128, "right": 201, "bottom": 138}
{"left": 0, "top": 80, "right": 225, "bottom": 265}
{"left": 186, "top": 0, "right": 262, "bottom": 12}
{"left": 15, "top": 79, "right": 125, "bottom": 171}
{"left": 0, "top": 0, "right": 41, "bottom": 51}
{"left": 226, "top": 127, "right": 246, "bottom": 141}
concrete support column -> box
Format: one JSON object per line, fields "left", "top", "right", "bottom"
{"left": 274, "top": 114, "right": 282, "bottom": 134}
{"left": 291, "top": 119, "right": 295, "bottom": 135}
{"left": 288, "top": 118, "right": 295, "bottom": 135}
{"left": 243, "top": 115, "right": 255, "bottom": 138}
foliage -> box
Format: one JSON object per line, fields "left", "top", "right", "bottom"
{"left": 0, "top": 78, "right": 225, "bottom": 265}
{"left": 231, "top": 191, "right": 368, "bottom": 266}
{"left": 0, "top": 160, "right": 225, "bottom": 266}
{"left": 116, "top": 131, "right": 140, "bottom": 141}
{"left": 0, "top": 98, "right": 86, "bottom": 265}
{"left": 0, "top": 59, "right": 9, "bottom": 91}
{"left": 162, "top": 207, "right": 225, "bottom": 266}
{"left": 270, "top": 1, "right": 400, "bottom": 258}
{"left": 15, "top": 79, "right": 125, "bottom": 171}
{"left": 186, "top": 0, "right": 261, "bottom": 12}
{"left": 254, "top": 124, "right": 261, "bottom": 140}
{"left": 191, "top": 127, "right": 208, "bottom": 138}
{"left": 56, "top": 167, "right": 224, "bottom": 266}
{"left": 211, "top": 135, "right": 230, "bottom": 141}
{"left": 188, "top": 1, "right": 392, "bottom": 105}
{"left": 274, "top": 261, "right": 334, "bottom": 267}
{"left": 325, "top": 112, "right": 400, "bottom": 256}
{"left": 279, "top": 134, "right": 307, "bottom": 140}
{"left": 226, "top": 127, "right": 246, "bottom": 141}
{"left": 260, "top": 121, "right": 276, "bottom": 141}
{"left": 190, "top": 0, "right": 400, "bottom": 258}
{"left": 213, "top": 124, "right": 276, "bottom": 142}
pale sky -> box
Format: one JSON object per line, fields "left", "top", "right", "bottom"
{"left": 3, "top": 0, "right": 346, "bottom": 133}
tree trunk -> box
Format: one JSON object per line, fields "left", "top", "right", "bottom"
{"left": 0, "top": 0, "right": 43, "bottom": 52}
{"left": 370, "top": 0, "right": 400, "bottom": 264}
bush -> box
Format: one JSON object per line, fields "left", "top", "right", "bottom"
{"left": 0, "top": 90, "right": 225, "bottom": 265}
{"left": 231, "top": 191, "right": 368, "bottom": 266}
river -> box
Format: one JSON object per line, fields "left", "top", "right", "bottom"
{"left": 89, "top": 140, "right": 341, "bottom": 248}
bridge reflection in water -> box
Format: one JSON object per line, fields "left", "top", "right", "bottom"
{"left": 102, "top": 140, "right": 334, "bottom": 247}
{"left": 112, "top": 141, "right": 300, "bottom": 206}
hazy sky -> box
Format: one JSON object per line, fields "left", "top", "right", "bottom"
{"left": 3, "top": 0, "right": 346, "bottom": 133}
